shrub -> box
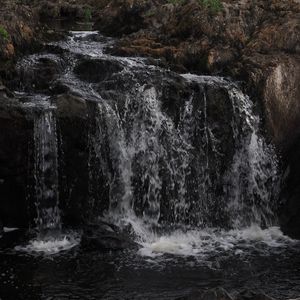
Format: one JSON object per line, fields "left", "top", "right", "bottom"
{"left": 200, "top": 0, "right": 222, "bottom": 13}
{"left": 0, "top": 26, "right": 9, "bottom": 41}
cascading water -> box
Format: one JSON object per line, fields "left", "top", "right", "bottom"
{"left": 14, "top": 31, "right": 286, "bottom": 257}
{"left": 33, "top": 107, "right": 61, "bottom": 231}
{"left": 92, "top": 77, "right": 279, "bottom": 228}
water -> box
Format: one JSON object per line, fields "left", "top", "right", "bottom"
{"left": 1, "top": 30, "right": 299, "bottom": 299}
{"left": 33, "top": 106, "right": 61, "bottom": 231}
{"left": 91, "top": 71, "right": 279, "bottom": 245}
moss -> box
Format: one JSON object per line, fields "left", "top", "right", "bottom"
{"left": 0, "top": 26, "right": 9, "bottom": 41}
{"left": 84, "top": 7, "right": 92, "bottom": 22}
{"left": 200, "top": 0, "right": 223, "bottom": 13}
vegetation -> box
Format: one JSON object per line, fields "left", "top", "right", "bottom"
{"left": 0, "top": 25, "right": 9, "bottom": 41}
{"left": 84, "top": 7, "right": 92, "bottom": 23}
{"left": 167, "top": 0, "right": 222, "bottom": 13}
{"left": 167, "top": 0, "right": 184, "bottom": 4}
{"left": 201, "top": 0, "right": 222, "bottom": 13}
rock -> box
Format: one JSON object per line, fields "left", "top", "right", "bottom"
{"left": 175, "top": 288, "right": 233, "bottom": 300}
{"left": 0, "top": 219, "right": 3, "bottom": 235}
{"left": 202, "top": 288, "right": 233, "bottom": 300}
{"left": 0, "top": 228, "right": 27, "bottom": 250}
{"left": 176, "top": 289, "right": 276, "bottom": 300}
{"left": 15, "top": 54, "right": 65, "bottom": 93}
{"left": 0, "top": 97, "right": 33, "bottom": 228}
{"left": 74, "top": 58, "right": 123, "bottom": 83}
{"left": 81, "top": 222, "right": 136, "bottom": 251}
{"left": 235, "top": 290, "right": 275, "bottom": 300}
{"left": 241, "top": 54, "right": 300, "bottom": 151}
{"left": 56, "top": 93, "right": 88, "bottom": 119}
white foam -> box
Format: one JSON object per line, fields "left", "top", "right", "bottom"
{"left": 3, "top": 227, "right": 19, "bottom": 233}
{"left": 15, "top": 233, "right": 80, "bottom": 255}
{"left": 129, "top": 221, "right": 295, "bottom": 258}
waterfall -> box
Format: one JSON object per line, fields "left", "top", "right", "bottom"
{"left": 12, "top": 31, "right": 286, "bottom": 257}
{"left": 91, "top": 75, "right": 279, "bottom": 230}
{"left": 34, "top": 108, "right": 61, "bottom": 231}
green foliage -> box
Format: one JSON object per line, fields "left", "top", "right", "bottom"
{"left": 200, "top": 0, "right": 222, "bottom": 13}
{"left": 0, "top": 26, "right": 9, "bottom": 41}
{"left": 166, "top": 0, "right": 222, "bottom": 13}
{"left": 84, "top": 7, "right": 92, "bottom": 23}
{"left": 167, "top": 0, "right": 184, "bottom": 4}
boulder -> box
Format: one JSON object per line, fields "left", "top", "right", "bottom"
{"left": 74, "top": 58, "right": 123, "bottom": 83}
{"left": 81, "top": 222, "right": 136, "bottom": 251}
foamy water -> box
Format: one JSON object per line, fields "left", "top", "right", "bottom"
{"left": 138, "top": 225, "right": 295, "bottom": 258}
{"left": 114, "top": 216, "right": 295, "bottom": 258}
{"left": 15, "top": 233, "right": 80, "bottom": 255}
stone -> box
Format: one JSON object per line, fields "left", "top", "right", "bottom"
{"left": 236, "top": 290, "right": 275, "bottom": 300}
{"left": 56, "top": 93, "right": 88, "bottom": 119}
{"left": 15, "top": 54, "right": 65, "bottom": 93}
{"left": 202, "top": 288, "right": 233, "bottom": 300}
{"left": 81, "top": 222, "right": 137, "bottom": 251}
{"left": 74, "top": 58, "right": 123, "bottom": 83}
{"left": 175, "top": 288, "right": 233, "bottom": 300}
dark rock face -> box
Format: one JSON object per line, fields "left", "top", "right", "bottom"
{"left": 280, "top": 137, "right": 300, "bottom": 238}
{"left": 81, "top": 222, "right": 136, "bottom": 251}
{"left": 201, "top": 288, "right": 233, "bottom": 300}
{"left": 74, "top": 58, "right": 123, "bottom": 83}
{"left": 0, "top": 96, "right": 34, "bottom": 228}
{"left": 236, "top": 290, "right": 275, "bottom": 300}
{"left": 176, "top": 288, "right": 275, "bottom": 300}
{"left": 0, "top": 228, "right": 28, "bottom": 250}
{"left": 15, "top": 54, "right": 66, "bottom": 93}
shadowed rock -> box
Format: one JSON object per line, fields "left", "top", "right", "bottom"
{"left": 74, "top": 58, "right": 123, "bottom": 83}
{"left": 81, "top": 222, "right": 137, "bottom": 251}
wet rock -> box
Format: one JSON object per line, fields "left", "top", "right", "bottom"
{"left": 176, "top": 289, "right": 276, "bottom": 300}
{"left": 175, "top": 288, "right": 233, "bottom": 300}
{"left": 56, "top": 93, "right": 88, "bottom": 119}
{"left": 0, "top": 97, "right": 33, "bottom": 228}
{"left": 0, "top": 228, "right": 27, "bottom": 250}
{"left": 0, "top": 219, "right": 3, "bottom": 235}
{"left": 16, "top": 54, "right": 65, "bottom": 93}
{"left": 235, "top": 290, "right": 275, "bottom": 300}
{"left": 81, "top": 222, "right": 136, "bottom": 251}
{"left": 202, "top": 288, "right": 233, "bottom": 300}
{"left": 74, "top": 58, "right": 123, "bottom": 83}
